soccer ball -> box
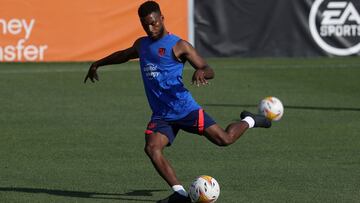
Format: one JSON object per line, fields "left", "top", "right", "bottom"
{"left": 259, "top": 96, "right": 284, "bottom": 121}
{"left": 189, "top": 175, "right": 220, "bottom": 203}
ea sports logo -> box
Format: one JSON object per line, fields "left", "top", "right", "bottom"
{"left": 309, "top": 0, "right": 360, "bottom": 55}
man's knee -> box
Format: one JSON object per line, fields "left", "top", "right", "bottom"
{"left": 208, "top": 132, "right": 234, "bottom": 147}
{"left": 144, "top": 142, "right": 163, "bottom": 158}
{"left": 205, "top": 125, "right": 235, "bottom": 146}
{"left": 144, "top": 143, "right": 154, "bottom": 156}
{"left": 217, "top": 136, "right": 233, "bottom": 146}
{"left": 144, "top": 132, "right": 168, "bottom": 157}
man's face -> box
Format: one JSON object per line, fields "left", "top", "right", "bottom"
{"left": 140, "top": 12, "right": 165, "bottom": 40}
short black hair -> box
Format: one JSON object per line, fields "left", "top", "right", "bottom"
{"left": 138, "top": 1, "right": 161, "bottom": 18}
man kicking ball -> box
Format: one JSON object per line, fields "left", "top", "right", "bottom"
{"left": 84, "top": 1, "right": 271, "bottom": 202}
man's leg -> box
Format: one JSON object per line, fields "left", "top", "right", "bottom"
{"left": 204, "top": 122, "right": 249, "bottom": 146}
{"left": 144, "top": 132, "right": 180, "bottom": 187}
{"left": 144, "top": 132, "right": 191, "bottom": 203}
{"left": 204, "top": 111, "right": 271, "bottom": 146}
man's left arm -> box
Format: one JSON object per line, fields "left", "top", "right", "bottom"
{"left": 173, "top": 40, "right": 214, "bottom": 86}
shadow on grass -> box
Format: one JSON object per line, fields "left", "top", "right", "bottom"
{"left": 0, "top": 187, "right": 165, "bottom": 202}
{"left": 204, "top": 103, "right": 360, "bottom": 112}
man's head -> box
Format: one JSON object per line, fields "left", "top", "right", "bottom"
{"left": 138, "top": 1, "right": 166, "bottom": 40}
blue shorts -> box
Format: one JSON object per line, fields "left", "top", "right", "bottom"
{"left": 145, "top": 109, "right": 216, "bottom": 146}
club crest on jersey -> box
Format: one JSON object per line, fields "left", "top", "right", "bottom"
{"left": 158, "top": 48, "right": 166, "bottom": 56}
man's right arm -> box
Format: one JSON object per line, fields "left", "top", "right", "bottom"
{"left": 84, "top": 38, "right": 141, "bottom": 83}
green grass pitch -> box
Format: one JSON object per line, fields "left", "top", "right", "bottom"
{"left": 0, "top": 57, "right": 360, "bottom": 202}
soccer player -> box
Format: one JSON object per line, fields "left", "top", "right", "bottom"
{"left": 84, "top": 1, "right": 271, "bottom": 202}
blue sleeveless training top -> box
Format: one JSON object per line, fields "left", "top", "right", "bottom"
{"left": 139, "top": 34, "right": 200, "bottom": 121}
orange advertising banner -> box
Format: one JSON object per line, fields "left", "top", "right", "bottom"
{"left": 0, "top": 0, "right": 188, "bottom": 62}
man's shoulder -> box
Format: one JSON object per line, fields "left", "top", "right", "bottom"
{"left": 133, "top": 36, "right": 148, "bottom": 50}
{"left": 134, "top": 36, "right": 148, "bottom": 44}
{"left": 168, "top": 33, "right": 181, "bottom": 39}
{"left": 173, "top": 38, "right": 193, "bottom": 52}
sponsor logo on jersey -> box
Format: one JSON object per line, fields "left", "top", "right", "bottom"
{"left": 143, "top": 63, "right": 160, "bottom": 80}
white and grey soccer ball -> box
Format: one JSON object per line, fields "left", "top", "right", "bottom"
{"left": 259, "top": 96, "right": 284, "bottom": 121}
{"left": 189, "top": 175, "right": 220, "bottom": 203}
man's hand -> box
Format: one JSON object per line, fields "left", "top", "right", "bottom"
{"left": 84, "top": 63, "right": 99, "bottom": 83}
{"left": 192, "top": 69, "right": 208, "bottom": 87}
